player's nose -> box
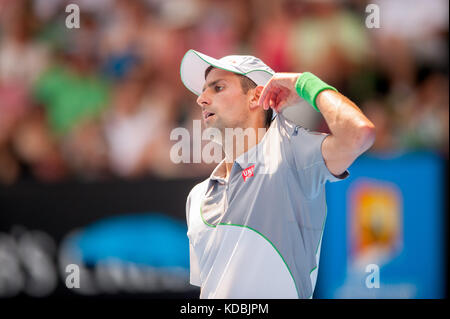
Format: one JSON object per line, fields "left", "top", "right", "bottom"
{"left": 196, "top": 91, "right": 211, "bottom": 107}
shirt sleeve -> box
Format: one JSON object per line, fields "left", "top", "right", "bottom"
{"left": 189, "top": 242, "right": 201, "bottom": 287}
{"left": 276, "top": 113, "right": 349, "bottom": 199}
{"left": 186, "top": 188, "right": 201, "bottom": 287}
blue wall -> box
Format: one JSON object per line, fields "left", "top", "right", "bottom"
{"left": 315, "top": 152, "right": 446, "bottom": 298}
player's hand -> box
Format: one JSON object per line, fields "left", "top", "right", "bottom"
{"left": 258, "top": 73, "right": 302, "bottom": 112}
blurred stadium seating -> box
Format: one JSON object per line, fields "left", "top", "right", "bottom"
{"left": 0, "top": 0, "right": 448, "bottom": 299}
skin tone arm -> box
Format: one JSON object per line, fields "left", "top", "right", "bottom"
{"left": 258, "top": 72, "right": 376, "bottom": 177}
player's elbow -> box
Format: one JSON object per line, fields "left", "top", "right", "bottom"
{"left": 354, "top": 122, "right": 376, "bottom": 154}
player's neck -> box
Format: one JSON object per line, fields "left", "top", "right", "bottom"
{"left": 222, "top": 126, "right": 266, "bottom": 180}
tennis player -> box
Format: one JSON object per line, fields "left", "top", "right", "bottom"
{"left": 180, "top": 49, "right": 375, "bottom": 299}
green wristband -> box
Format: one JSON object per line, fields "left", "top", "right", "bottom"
{"left": 295, "top": 72, "right": 337, "bottom": 112}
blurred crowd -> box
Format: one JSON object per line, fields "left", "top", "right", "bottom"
{"left": 0, "top": 0, "right": 448, "bottom": 185}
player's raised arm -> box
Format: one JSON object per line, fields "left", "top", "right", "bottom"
{"left": 258, "top": 72, "right": 376, "bottom": 177}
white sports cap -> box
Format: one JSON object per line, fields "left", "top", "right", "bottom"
{"left": 180, "top": 49, "right": 275, "bottom": 96}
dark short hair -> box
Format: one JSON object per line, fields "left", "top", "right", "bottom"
{"left": 204, "top": 65, "right": 273, "bottom": 128}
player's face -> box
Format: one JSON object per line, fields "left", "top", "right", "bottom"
{"left": 197, "top": 68, "right": 251, "bottom": 131}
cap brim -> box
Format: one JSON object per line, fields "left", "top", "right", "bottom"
{"left": 180, "top": 49, "right": 249, "bottom": 96}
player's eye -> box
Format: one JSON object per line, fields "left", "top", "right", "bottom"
{"left": 214, "top": 85, "right": 224, "bottom": 92}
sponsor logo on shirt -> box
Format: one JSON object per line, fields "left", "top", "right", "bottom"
{"left": 242, "top": 165, "right": 255, "bottom": 182}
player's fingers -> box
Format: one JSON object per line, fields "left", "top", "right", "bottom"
{"left": 263, "top": 88, "right": 274, "bottom": 110}
{"left": 259, "top": 83, "right": 272, "bottom": 110}
{"left": 266, "top": 91, "right": 273, "bottom": 109}
{"left": 275, "top": 88, "right": 289, "bottom": 110}
{"left": 269, "top": 91, "right": 279, "bottom": 109}
{"left": 275, "top": 98, "right": 287, "bottom": 112}
{"left": 258, "top": 83, "right": 268, "bottom": 108}
{"left": 270, "top": 87, "right": 283, "bottom": 110}
{"left": 259, "top": 79, "right": 278, "bottom": 110}
{"left": 275, "top": 91, "right": 283, "bottom": 111}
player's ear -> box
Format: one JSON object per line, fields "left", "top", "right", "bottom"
{"left": 249, "top": 86, "right": 264, "bottom": 110}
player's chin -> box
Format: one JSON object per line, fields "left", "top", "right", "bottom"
{"left": 203, "top": 114, "right": 217, "bottom": 126}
